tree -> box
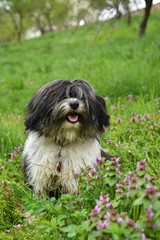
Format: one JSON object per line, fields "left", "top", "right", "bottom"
{"left": 31, "top": 0, "right": 71, "bottom": 35}
{"left": 88, "top": 0, "right": 131, "bottom": 22}
{"left": 3, "top": 0, "right": 32, "bottom": 41}
{"left": 53, "top": 0, "right": 71, "bottom": 30}
{"left": 0, "top": 8, "right": 17, "bottom": 42}
{"left": 139, "top": 0, "right": 153, "bottom": 37}
{"left": 121, "top": 0, "right": 131, "bottom": 25}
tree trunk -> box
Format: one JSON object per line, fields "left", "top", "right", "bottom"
{"left": 126, "top": 5, "right": 131, "bottom": 26}
{"left": 139, "top": 0, "right": 153, "bottom": 37}
{"left": 17, "top": 11, "right": 23, "bottom": 41}
{"left": 127, "top": 11, "right": 131, "bottom": 26}
{"left": 36, "top": 14, "right": 46, "bottom": 35}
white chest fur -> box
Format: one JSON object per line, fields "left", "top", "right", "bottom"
{"left": 23, "top": 132, "right": 101, "bottom": 195}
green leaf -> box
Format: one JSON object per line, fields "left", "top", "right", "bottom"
{"left": 133, "top": 198, "right": 144, "bottom": 206}
{"left": 67, "top": 232, "right": 76, "bottom": 238}
{"left": 104, "top": 176, "right": 117, "bottom": 186}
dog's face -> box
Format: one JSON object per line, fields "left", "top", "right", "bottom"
{"left": 25, "top": 79, "right": 110, "bottom": 144}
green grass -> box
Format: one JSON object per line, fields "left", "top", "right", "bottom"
{"left": 0, "top": 10, "right": 160, "bottom": 240}
{"left": 0, "top": 11, "right": 160, "bottom": 115}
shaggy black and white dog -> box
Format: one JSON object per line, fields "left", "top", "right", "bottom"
{"left": 22, "top": 79, "right": 111, "bottom": 196}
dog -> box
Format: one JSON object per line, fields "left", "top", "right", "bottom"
{"left": 22, "top": 79, "right": 111, "bottom": 196}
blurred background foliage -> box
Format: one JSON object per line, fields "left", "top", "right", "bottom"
{"left": 0, "top": 0, "right": 157, "bottom": 43}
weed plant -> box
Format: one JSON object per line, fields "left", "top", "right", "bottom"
{"left": 0, "top": 94, "right": 159, "bottom": 240}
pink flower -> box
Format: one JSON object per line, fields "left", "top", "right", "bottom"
{"left": 90, "top": 205, "right": 101, "bottom": 217}
{"left": 126, "top": 219, "right": 138, "bottom": 229}
{"left": 150, "top": 177, "right": 156, "bottom": 183}
{"left": 145, "top": 185, "right": 158, "bottom": 198}
{"left": 144, "top": 114, "right": 150, "bottom": 120}
{"left": 111, "top": 157, "right": 120, "bottom": 165}
{"left": 91, "top": 168, "right": 97, "bottom": 174}
{"left": 117, "top": 119, "right": 122, "bottom": 124}
{"left": 87, "top": 172, "right": 92, "bottom": 177}
{"left": 104, "top": 212, "right": 111, "bottom": 219}
{"left": 137, "top": 114, "right": 143, "bottom": 120}
{"left": 96, "top": 156, "right": 102, "bottom": 164}
{"left": 131, "top": 112, "right": 136, "bottom": 116}
{"left": 117, "top": 217, "right": 123, "bottom": 223}
{"left": 106, "top": 203, "right": 112, "bottom": 208}
{"left": 14, "top": 224, "right": 21, "bottom": 228}
{"left": 146, "top": 205, "right": 154, "bottom": 219}
{"left": 106, "top": 140, "right": 112, "bottom": 144}
{"left": 141, "top": 233, "right": 150, "bottom": 240}
{"left": 137, "top": 159, "right": 146, "bottom": 171}
{"left": 128, "top": 94, "right": 133, "bottom": 99}
{"left": 130, "top": 117, "right": 137, "bottom": 123}
{"left": 2, "top": 180, "right": 8, "bottom": 186}
{"left": 96, "top": 220, "right": 110, "bottom": 230}
{"left": 74, "top": 173, "right": 80, "bottom": 178}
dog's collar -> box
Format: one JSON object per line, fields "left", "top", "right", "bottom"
{"left": 57, "top": 161, "right": 62, "bottom": 172}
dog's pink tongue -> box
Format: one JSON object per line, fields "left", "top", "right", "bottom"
{"left": 68, "top": 115, "right": 78, "bottom": 123}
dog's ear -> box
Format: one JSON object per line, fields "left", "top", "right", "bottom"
{"left": 94, "top": 94, "right": 110, "bottom": 133}
{"left": 25, "top": 88, "right": 51, "bottom": 133}
{"left": 25, "top": 80, "right": 70, "bottom": 133}
{"left": 73, "top": 79, "right": 110, "bottom": 133}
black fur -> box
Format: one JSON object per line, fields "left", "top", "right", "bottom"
{"left": 25, "top": 79, "right": 110, "bottom": 137}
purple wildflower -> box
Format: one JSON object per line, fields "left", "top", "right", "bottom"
{"left": 117, "top": 119, "right": 123, "bottom": 124}
{"left": 130, "top": 117, "right": 137, "bottom": 123}
{"left": 152, "top": 224, "right": 157, "bottom": 229}
{"left": 104, "top": 212, "right": 111, "bottom": 219}
{"left": 96, "top": 220, "right": 110, "bottom": 230}
{"left": 144, "top": 114, "right": 150, "bottom": 120}
{"left": 106, "top": 140, "right": 112, "bottom": 144}
{"left": 5, "top": 229, "right": 13, "bottom": 233}
{"left": 90, "top": 205, "right": 101, "bottom": 217}
{"left": 10, "top": 152, "right": 16, "bottom": 158}
{"left": 126, "top": 219, "right": 138, "bottom": 229}
{"left": 137, "top": 159, "right": 146, "bottom": 171}
{"left": 131, "top": 112, "right": 136, "bottom": 116}
{"left": 141, "top": 233, "right": 150, "bottom": 240}
{"left": 149, "top": 177, "right": 156, "bottom": 183}
{"left": 128, "top": 94, "right": 133, "bottom": 99}
{"left": 96, "top": 156, "right": 103, "bottom": 164}
{"left": 106, "top": 203, "right": 112, "bottom": 208}
{"left": 117, "top": 217, "right": 123, "bottom": 224}
{"left": 14, "top": 224, "right": 21, "bottom": 229}
{"left": 2, "top": 180, "right": 8, "bottom": 186}
{"left": 110, "top": 210, "right": 117, "bottom": 218}
{"left": 111, "top": 157, "right": 120, "bottom": 165}
{"left": 87, "top": 172, "right": 92, "bottom": 177}
{"left": 145, "top": 184, "right": 160, "bottom": 199}
{"left": 146, "top": 205, "right": 154, "bottom": 219}
{"left": 137, "top": 114, "right": 143, "bottom": 120}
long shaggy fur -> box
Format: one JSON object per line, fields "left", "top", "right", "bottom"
{"left": 22, "top": 79, "right": 110, "bottom": 196}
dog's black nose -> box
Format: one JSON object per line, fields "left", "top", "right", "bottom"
{"left": 69, "top": 100, "right": 79, "bottom": 110}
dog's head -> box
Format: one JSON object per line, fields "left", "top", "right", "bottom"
{"left": 25, "top": 79, "right": 110, "bottom": 144}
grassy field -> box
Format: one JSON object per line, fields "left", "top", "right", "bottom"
{"left": 0, "top": 10, "right": 160, "bottom": 240}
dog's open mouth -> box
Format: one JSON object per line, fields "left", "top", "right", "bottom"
{"left": 66, "top": 113, "right": 79, "bottom": 123}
